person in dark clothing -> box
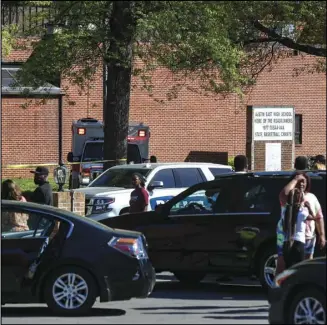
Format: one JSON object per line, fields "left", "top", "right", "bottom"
{"left": 30, "top": 166, "right": 53, "bottom": 206}
{"left": 129, "top": 173, "right": 149, "bottom": 213}
{"left": 315, "top": 154, "right": 326, "bottom": 164}
{"left": 234, "top": 155, "right": 248, "bottom": 173}
{"left": 150, "top": 155, "right": 157, "bottom": 163}
{"left": 294, "top": 156, "right": 308, "bottom": 170}
{"left": 313, "top": 154, "right": 326, "bottom": 170}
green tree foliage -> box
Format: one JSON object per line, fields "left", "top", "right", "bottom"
{"left": 2, "top": 1, "right": 326, "bottom": 167}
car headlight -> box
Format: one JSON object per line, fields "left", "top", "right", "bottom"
{"left": 91, "top": 197, "right": 115, "bottom": 214}
{"left": 274, "top": 269, "right": 297, "bottom": 288}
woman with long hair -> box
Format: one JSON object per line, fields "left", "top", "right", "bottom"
{"left": 1, "top": 179, "right": 29, "bottom": 232}
{"left": 276, "top": 172, "right": 325, "bottom": 274}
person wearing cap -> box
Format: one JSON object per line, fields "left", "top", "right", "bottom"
{"left": 30, "top": 166, "right": 53, "bottom": 206}
{"left": 129, "top": 173, "right": 149, "bottom": 213}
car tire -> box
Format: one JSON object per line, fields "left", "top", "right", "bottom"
{"left": 44, "top": 266, "right": 97, "bottom": 316}
{"left": 258, "top": 245, "right": 277, "bottom": 292}
{"left": 173, "top": 271, "right": 206, "bottom": 285}
{"left": 287, "top": 287, "right": 326, "bottom": 324}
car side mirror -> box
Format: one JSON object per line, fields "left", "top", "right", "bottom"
{"left": 148, "top": 181, "right": 164, "bottom": 191}
{"left": 67, "top": 152, "right": 74, "bottom": 163}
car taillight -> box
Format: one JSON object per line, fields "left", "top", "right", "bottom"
{"left": 108, "top": 236, "right": 148, "bottom": 259}
{"left": 82, "top": 168, "right": 91, "bottom": 176}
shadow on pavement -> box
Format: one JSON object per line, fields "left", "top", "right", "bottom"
{"left": 135, "top": 306, "right": 268, "bottom": 316}
{"left": 1, "top": 307, "right": 126, "bottom": 318}
{"left": 212, "top": 307, "right": 268, "bottom": 314}
{"left": 204, "top": 315, "right": 268, "bottom": 320}
{"left": 135, "top": 305, "right": 267, "bottom": 311}
{"left": 151, "top": 281, "right": 267, "bottom": 301}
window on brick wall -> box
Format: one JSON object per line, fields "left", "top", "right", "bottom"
{"left": 295, "top": 114, "right": 302, "bottom": 145}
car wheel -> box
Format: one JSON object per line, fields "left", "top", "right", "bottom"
{"left": 173, "top": 271, "right": 206, "bottom": 285}
{"left": 259, "top": 246, "right": 277, "bottom": 291}
{"left": 288, "top": 287, "right": 326, "bottom": 324}
{"left": 44, "top": 266, "right": 97, "bottom": 316}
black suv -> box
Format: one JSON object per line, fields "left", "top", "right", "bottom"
{"left": 102, "top": 171, "right": 326, "bottom": 290}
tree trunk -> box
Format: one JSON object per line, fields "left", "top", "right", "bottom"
{"left": 103, "top": 1, "right": 136, "bottom": 171}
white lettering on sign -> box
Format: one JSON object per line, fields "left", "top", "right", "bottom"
{"left": 253, "top": 107, "right": 294, "bottom": 141}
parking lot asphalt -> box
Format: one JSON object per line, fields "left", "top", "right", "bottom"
{"left": 1, "top": 273, "right": 269, "bottom": 324}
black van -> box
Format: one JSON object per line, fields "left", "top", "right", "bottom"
{"left": 102, "top": 171, "right": 326, "bottom": 290}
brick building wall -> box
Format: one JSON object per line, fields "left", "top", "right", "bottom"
{"left": 1, "top": 97, "right": 59, "bottom": 178}
{"left": 2, "top": 48, "right": 326, "bottom": 178}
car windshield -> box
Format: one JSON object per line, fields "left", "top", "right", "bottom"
{"left": 82, "top": 143, "right": 103, "bottom": 162}
{"left": 89, "top": 168, "right": 152, "bottom": 188}
{"left": 82, "top": 142, "right": 142, "bottom": 163}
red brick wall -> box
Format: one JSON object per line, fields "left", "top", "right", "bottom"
{"left": 1, "top": 98, "right": 59, "bottom": 178}
{"left": 245, "top": 55, "right": 326, "bottom": 159}
{"left": 2, "top": 48, "right": 326, "bottom": 178}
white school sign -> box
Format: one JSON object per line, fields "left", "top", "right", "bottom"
{"left": 253, "top": 107, "right": 294, "bottom": 141}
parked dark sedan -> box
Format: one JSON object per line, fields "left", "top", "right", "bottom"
{"left": 269, "top": 256, "right": 326, "bottom": 324}
{"left": 101, "top": 171, "right": 326, "bottom": 291}
{"left": 1, "top": 200, "right": 155, "bottom": 316}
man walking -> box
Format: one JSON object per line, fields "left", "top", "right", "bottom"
{"left": 30, "top": 166, "right": 53, "bottom": 206}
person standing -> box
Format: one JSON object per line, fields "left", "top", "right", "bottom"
{"left": 129, "top": 173, "right": 149, "bottom": 213}
{"left": 30, "top": 166, "right": 53, "bottom": 206}
{"left": 234, "top": 155, "right": 248, "bottom": 173}
{"left": 313, "top": 154, "right": 326, "bottom": 170}
{"left": 294, "top": 156, "right": 308, "bottom": 170}
{"left": 276, "top": 172, "right": 325, "bottom": 274}
{"left": 1, "top": 179, "right": 29, "bottom": 232}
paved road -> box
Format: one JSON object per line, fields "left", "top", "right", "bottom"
{"left": 1, "top": 274, "right": 269, "bottom": 324}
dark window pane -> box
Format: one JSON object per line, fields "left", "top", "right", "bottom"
{"left": 174, "top": 168, "right": 203, "bottom": 188}
{"left": 295, "top": 114, "right": 302, "bottom": 145}
{"left": 209, "top": 168, "right": 233, "bottom": 176}
{"left": 151, "top": 169, "right": 175, "bottom": 188}
{"left": 90, "top": 168, "right": 151, "bottom": 188}
{"left": 1, "top": 209, "right": 54, "bottom": 237}
{"left": 242, "top": 183, "right": 271, "bottom": 212}
{"left": 82, "top": 143, "right": 141, "bottom": 163}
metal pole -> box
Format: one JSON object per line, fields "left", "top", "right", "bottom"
{"left": 59, "top": 94, "right": 63, "bottom": 164}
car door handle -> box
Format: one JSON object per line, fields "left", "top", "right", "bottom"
{"left": 235, "top": 226, "right": 260, "bottom": 233}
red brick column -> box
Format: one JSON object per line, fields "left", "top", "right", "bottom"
{"left": 52, "top": 191, "right": 85, "bottom": 216}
